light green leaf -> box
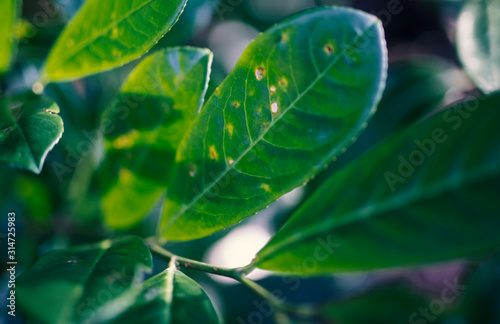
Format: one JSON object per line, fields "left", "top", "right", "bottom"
{"left": 17, "top": 236, "right": 153, "bottom": 324}
{"left": 96, "top": 261, "right": 219, "bottom": 324}
{"left": 0, "top": 94, "right": 63, "bottom": 174}
{"left": 0, "top": 0, "right": 19, "bottom": 74}
{"left": 100, "top": 47, "right": 212, "bottom": 229}
{"left": 42, "top": 0, "right": 188, "bottom": 82}
{"left": 160, "top": 6, "right": 388, "bottom": 241}
{"left": 255, "top": 93, "right": 500, "bottom": 274}
{"left": 456, "top": 0, "right": 500, "bottom": 93}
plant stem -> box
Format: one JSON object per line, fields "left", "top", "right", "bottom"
{"left": 146, "top": 239, "right": 315, "bottom": 316}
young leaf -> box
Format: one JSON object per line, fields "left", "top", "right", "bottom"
{"left": 255, "top": 93, "right": 500, "bottom": 274}
{"left": 96, "top": 262, "right": 219, "bottom": 323}
{"left": 456, "top": 0, "right": 500, "bottom": 93}
{"left": 42, "top": 0, "right": 188, "bottom": 82}
{"left": 100, "top": 47, "right": 212, "bottom": 229}
{"left": 0, "top": 0, "right": 18, "bottom": 74}
{"left": 17, "top": 236, "right": 152, "bottom": 324}
{"left": 160, "top": 6, "right": 388, "bottom": 241}
{"left": 0, "top": 94, "right": 63, "bottom": 174}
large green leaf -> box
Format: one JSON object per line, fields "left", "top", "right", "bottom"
{"left": 96, "top": 262, "right": 219, "bottom": 324}
{"left": 0, "top": 94, "right": 63, "bottom": 174}
{"left": 306, "top": 56, "right": 459, "bottom": 194}
{"left": 0, "top": 0, "right": 18, "bottom": 74}
{"left": 17, "top": 236, "right": 153, "bottom": 324}
{"left": 160, "top": 6, "right": 388, "bottom": 241}
{"left": 41, "top": 0, "right": 187, "bottom": 82}
{"left": 255, "top": 93, "right": 500, "bottom": 274}
{"left": 456, "top": 0, "right": 500, "bottom": 93}
{"left": 100, "top": 47, "right": 212, "bottom": 229}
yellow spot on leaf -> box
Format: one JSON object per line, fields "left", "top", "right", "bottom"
{"left": 227, "top": 123, "right": 234, "bottom": 136}
{"left": 270, "top": 86, "right": 276, "bottom": 94}
{"left": 209, "top": 145, "right": 219, "bottom": 160}
{"left": 260, "top": 184, "right": 271, "bottom": 192}
{"left": 112, "top": 130, "right": 139, "bottom": 149}
{"left": 324, "top": 44, "right": 334, "bottom": 55}
{"left": 119, "top": 168, "right": 133, "bottom": 183}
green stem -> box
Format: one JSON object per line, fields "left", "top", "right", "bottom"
{"left": 146, "top": 239, "right": 315, "bottom": 316}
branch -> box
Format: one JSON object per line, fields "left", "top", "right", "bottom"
{"left": 145, "top": 238, "right": 314, "bottom": 317}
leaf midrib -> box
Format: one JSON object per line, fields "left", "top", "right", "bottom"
{"left": 163, "top": 20, "right": 381, "bottom": 232}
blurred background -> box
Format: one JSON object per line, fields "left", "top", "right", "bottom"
{"left": 1, "top": 0, "right": 497, "bottom": 323}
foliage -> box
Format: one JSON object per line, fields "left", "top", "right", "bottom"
{"left": 1, "top": 0, "right": 499, "bottom": 323}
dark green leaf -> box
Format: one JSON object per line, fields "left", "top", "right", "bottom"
{"left": 42, "top": 0, "right": 187, "bottom": 82}
{"left": 323, "top": 284, "right": 431, "bottom": 324}
{"left": 97, "top": 262, "right": 219, "bottom": 324}
{"left": 100, "top": 47, "right": 212, "bottom": 229}
{"left": 0, "top": 94, "right": 63, "bottom": 174}
{"left": 452, "top": 253, "right": 500, "bottom": 323}
{"left": 256, "top": 93, "right": 500, "bottom": 274}
{"left": 160, "top": 6, "right": 388, "bottom": 241}
{"left": 17, "top": 236, "right": 152, "bottom": 324}
{"left": 306, "top": 56, "right": 459, "bottom": 194}
{"left": 0, "top": 0, "right": 18, "bottom": 74}
{"left": 456, "top": 0, "right": 500, "bottom": 93}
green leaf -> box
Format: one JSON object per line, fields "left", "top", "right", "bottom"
{"left": 306, "top": 56, "right": 459, "bottom": 194}
{"left": 96, "top": 261, "right": 219, "bottom": 324}
{"left": 0, "top": 0, "right": 19, "bottom": 74}
{"left": 100, "top": 47, "right": 212, "bottom": 229}
{"left": 17, "top": 236, "right": 153, "bottom": 324}
{"left": 0, "top": 94, "right": 63, "bottom": 174}
{"left": 42, "top": 0, "right": 188, "bottom": 82}
{"left": 456, "top": 0, "right": 500, "bottom": 93}
{"left": 255, "top": 93, "right": 500, "bottom": 274}
{"left": 160, "top": 6, "right": 388, "bottom": 241}
{"left": 452, "top": 253, "right": 500, "bottom": 323}
{"left": 323, "top": 284, "right": 431, "bottom": 324}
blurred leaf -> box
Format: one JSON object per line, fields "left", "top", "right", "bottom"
{"left": 0, "top": 94, "right": 63, "bottom": 174}
{"left": 0, "top": 0, "right": 19, "bottom": 74}
{"left": 100, "top": 47, "right": 212, "bottom": 230}
{"left": 17, "top": 236, "right": 152, "bottom": 324}
{"left": 456, "top": 0, "right": 500, "bottom": 93}
{"left": 306, "top": 56, "right": 459, "bottom": 194}
{"left": 97, "top": 262, "right": 219, "bottom": 324}
{"left": 256, "top": 93, "right": 500, "bottom": 274}
{"left": 42, "top": 0, "right": 188, "bottom": 82}
{"left": 451, "top": 253, "right": 500, "bottom": 323}
{"left": 323, "top": 284, "right": 431, "bottom": 324}
{"left": 160, "top": 6, "right": 388, "bottom": 241}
